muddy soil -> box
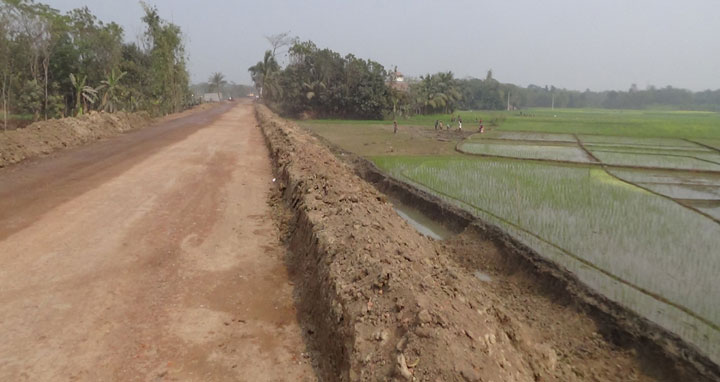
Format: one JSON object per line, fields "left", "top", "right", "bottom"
{"left": 258, "top": 104, "right": 719, "bottom": 381}
{"left": 0, "top": 102, "right": 316, "bottom": 381}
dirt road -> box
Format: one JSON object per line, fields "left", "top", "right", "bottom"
{"left": 0, "top": 102, "right": 316, "bottom": 381}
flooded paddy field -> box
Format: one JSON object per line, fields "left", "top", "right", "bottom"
{"left": 304, "top": 107, "right": 720, "bottom": 371}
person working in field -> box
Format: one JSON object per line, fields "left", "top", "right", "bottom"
{"left": 458, "top": 119, "right": 462, "bottom": 131}
{"left": 393, "top": 120, "right": 398, "bottom": 134}
{"left": 434, "top": 120, "right": 439, "bottom": 130}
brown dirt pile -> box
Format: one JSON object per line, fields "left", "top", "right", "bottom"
{"left": 0, "top": 111, "right": 150, "bottom": 168}
{"left": 257, "top": 104, "right": 591, "bottom": 381}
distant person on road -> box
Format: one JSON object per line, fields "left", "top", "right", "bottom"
{"left": 393, "top": 120, "right": 398, "bottom": 134}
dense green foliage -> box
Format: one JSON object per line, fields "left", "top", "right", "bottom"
{"left": 251, "top": 41, "right": 389, "bottom": 119}
{"left": 250, "top": 40, "right": 720, "bottom": 119}
{"left": 0, "top": 0, "right": 190, "bottom": 129}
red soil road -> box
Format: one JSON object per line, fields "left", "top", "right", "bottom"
{"left": 0, "top": 102, "right": 316, "bottom": 381}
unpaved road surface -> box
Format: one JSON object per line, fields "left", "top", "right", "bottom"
{"left": 0, "top": 102, "right": 316, "bottom": 381}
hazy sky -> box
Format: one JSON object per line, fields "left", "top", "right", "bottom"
{"left": 46, "top": 0, "right": 720, "bottom": 91}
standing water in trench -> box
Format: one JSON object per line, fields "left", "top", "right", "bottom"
{"left": 389, "top": 198, "right": 493, "bottom": 283}
{"left": 388, "top": 197, "right": 454, "bottom": 241}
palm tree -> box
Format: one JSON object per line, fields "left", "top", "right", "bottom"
{"left": 248, "top": 50, "right": 279, "bottom": 99}
{"left": 100, "top": 69, "right": 127, "bottom": 113}
{"left": 69, "top": 73, "right": 100, "bottom": 116}
{"left": 208, "top": 72, "right": 226, "bottom": 101}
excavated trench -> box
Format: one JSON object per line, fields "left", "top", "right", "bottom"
{"left": 257, "top": 104, "right": 720, "bottom": 382}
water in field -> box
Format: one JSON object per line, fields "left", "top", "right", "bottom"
{"left": 459, "top": 142, "right": 594, "bottom": 163}
{"left": 638, "top": 183, "right": 720, "bottom": 199}
{"left": 473, "top": 270, "right": 492, "bottom": 282}
{"left": 477, "top": 131, "right": 577, "bottom": 143}
{"left": 374, "top": 155, "right": 720, "bottom": 364}
{"left": 608, "top": 168, "right": 720, "bottom": 186}
{"left": 683, "top": 199, "right": 720, "bottom": 220}
{"left": 389, "top": 198, "right": 453, "bottom": 240}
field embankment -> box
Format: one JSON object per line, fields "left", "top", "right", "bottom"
{"left": 256, "top": 104, "right": 720, "bottom": 381}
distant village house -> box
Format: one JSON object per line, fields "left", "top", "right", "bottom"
{"left": 202, "top": 93, "right": 221, "bottom": 102}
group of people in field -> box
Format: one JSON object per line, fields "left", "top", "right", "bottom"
{"left": 433, "top": 115, "right": 484, "bottom": 133}
{"left": 433, "top": 116, "right": 463, "bottom": 131}
{"left": 392, "top": 115, "right": 485, "bottom": 134}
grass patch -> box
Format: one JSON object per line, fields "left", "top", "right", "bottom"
{"left": 303, "top": 108, "right": 720, "bottom": 140}
{"left": 301, "top": 121, "right": 460, "bottom": 157}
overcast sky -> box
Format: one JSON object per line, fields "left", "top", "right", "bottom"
{"left": 46, "top": 0, "right": 720, "bottom": 91}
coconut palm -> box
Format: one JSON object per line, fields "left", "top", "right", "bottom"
{"left": 208, "top": 72, "right": 226, "bottom": 101}
{"left": 248, "top": 50, "right": 280, "bottom": 99}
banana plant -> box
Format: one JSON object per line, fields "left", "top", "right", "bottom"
{"left": 100, "top": 69, "right": 127, "bottom": 113}
{"left": 69, "top": 73, "right": 100, "bottom": 116}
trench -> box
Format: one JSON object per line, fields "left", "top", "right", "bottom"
{"left": 351, "top": 155, "right": 720, "bottom": 381}
{"left": 292, "top": 111, "right": 720, "bottom": 381}
{"left": 388, "top": 196, "right": 454, "bottom": 240}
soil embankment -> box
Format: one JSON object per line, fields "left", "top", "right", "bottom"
{"left": 257, "top": 104, "right": 720, "bottom": 381}
{"left": 0, "top": 103, "right": 221, "bottom": 169}
{"left": 0, "top": 112, "right": 150, "bottom": 168}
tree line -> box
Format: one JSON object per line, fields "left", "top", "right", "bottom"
{"left": 249, "top": 39, "right": 720, "bottom": 119}
{"left": 249, "top": 40, "right": 389, "bottom": 119}
{"left": 0, "top": 0, "right": 191, "bottom": 130}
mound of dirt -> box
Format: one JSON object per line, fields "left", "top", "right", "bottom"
{"left": 256, "top": 104, "right": 588, "bottom": 381}
{"left": 0, "top": 111, "right": 151, "bottom": 168}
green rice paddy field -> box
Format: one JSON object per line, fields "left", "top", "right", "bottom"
{"left": 302, "top": 108, "right": 720, "bottom": 364}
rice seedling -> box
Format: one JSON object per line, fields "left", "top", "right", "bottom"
{"left": 584, "top": 143, "right": 712, "bottom": 154}
{"left": 458, "top": 142, "right": 594, "bottom": 163}
{"left": 693, "top": 139, "right": 720, "bottom": 151}
{"left": 373, "top": 155, "right": 720, "bottom": 362}
{"left": 579, "top": 135, "right": 702, "bottom": 148}
{"left": 609, "top": 168, "right": 720, "bottom": 187}
{"left": 471, "top": 131, "right": 577, "bottom": 143}
{"left": 590, "top": 150, "right": 720, "bottom": 171}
